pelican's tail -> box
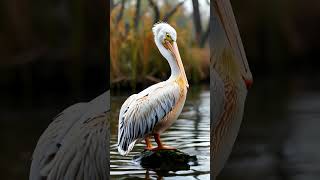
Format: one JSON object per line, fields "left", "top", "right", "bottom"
{"left": 117, "top": 140, "right": 137, "bottom": 156}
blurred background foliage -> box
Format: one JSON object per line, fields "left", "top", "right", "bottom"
{"left": 0, "top": 0, "right": 319, "bottom": 96}
{"left": 231, "top": 0, "right": 320, "bottom": 83}
{"left": 0, "top": 0, "right": 108, "bottom": 101}
{"left": 110, "top": 0, "right": 210, "bottom": 90}
{"left": 0, "top": 1, "right": 108, "bottom": 178}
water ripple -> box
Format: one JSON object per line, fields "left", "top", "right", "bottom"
{"left": 110, "top": 89, "right": 210, "bottom": 179}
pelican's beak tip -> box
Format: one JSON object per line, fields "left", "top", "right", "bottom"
{"left": 242, "top": 76, "right": 253, "bottom": 89}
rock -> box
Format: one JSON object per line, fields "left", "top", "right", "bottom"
{"left": 133, "top": 149, "right": 197, "bottom": 171}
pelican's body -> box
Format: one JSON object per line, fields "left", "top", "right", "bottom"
{"left": 117, "top": 23, "right": 188, "bottom": 155}
{"left": 29, "top": 91, "right": 110, "bottom": 180}
{"left": 211, "top": 0, "right": 253, "bottom": 178}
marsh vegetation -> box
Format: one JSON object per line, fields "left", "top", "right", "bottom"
{"left": 110, "top": 0, "right": 210, "bottom": 89}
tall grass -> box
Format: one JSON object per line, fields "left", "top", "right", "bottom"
{"left": 110, "top": 2, "right": 209, "bottom": 89}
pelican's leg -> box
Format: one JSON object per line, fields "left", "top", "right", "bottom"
{"left": 152, "top": 133, "right": 176, "bottom": 150}
{"left": 145, "top": 137, "right": 153, "bottom": 150}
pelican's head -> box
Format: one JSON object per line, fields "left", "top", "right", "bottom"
{"left": 152, "top": 22, "right": 178, "bottom": 56}
{"left": 152, "top": 22, "right": 180, "bottom": 63}
{"left": 152, "top": 22, "right": 188, "bottom": 87}
{"left": 152, "top": 22, "right": 181, "bottom": 66}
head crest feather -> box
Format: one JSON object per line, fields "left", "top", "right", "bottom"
{"left": 152, "top": 21, "right": 169, "bottom": 36}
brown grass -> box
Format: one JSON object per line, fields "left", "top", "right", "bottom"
{"left": 110, "top": 2, "right": 209, "bottom": 89}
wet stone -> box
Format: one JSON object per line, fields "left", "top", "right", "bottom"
{"left": 133, "top": 149, "right": 198, "bottom": 171}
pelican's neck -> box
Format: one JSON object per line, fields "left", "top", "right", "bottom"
{"left": 155, "top": 39, "right": 182, "bottom": 80}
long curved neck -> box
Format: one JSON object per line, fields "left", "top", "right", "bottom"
{"left": 154, "top": 39, "right": 181, "bottom": 80}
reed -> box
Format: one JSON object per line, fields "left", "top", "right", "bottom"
{"left": 110, "top": 2, "right": 209, "bottom": 89}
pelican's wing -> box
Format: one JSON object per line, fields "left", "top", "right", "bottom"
{"left": 30, "top": 91, "right": 110, "bottom": 180}
{"left": 117, "top": 82, "right": 180, "bottom": 155}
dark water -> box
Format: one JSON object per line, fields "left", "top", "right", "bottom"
{"left": 110, "top": 86, "right": 210, "bottom": 180}
{"left": 1, "top": 78, "right": 320, "bottom": 179}
{"left": 219, "top": 78, "right": 320, "bottom": 180}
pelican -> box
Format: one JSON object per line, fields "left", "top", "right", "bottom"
{"left": 117, "top": 22, "right": 189, "bottom": 155}
{"left": 29, "top": 91, "right": 110, "bottom": 180}
{"left": 211, "top": 0, "right": 253, "bottom": 178}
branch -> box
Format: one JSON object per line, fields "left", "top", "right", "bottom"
{"left": 163, "top": 1, "right": 185, "bottom": 22}
{"left": 148, "top": 0, "right": 160, "bottom": 24}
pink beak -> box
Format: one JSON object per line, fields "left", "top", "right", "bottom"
{"left": 165, "top": 40, "right": 189, "bottom": 88}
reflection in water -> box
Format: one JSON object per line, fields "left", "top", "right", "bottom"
{"left": 110, "top": 87, "right": 210, "bottom": 180}
{"left": 283, "top": 93, "right": 320, "bottom": 180}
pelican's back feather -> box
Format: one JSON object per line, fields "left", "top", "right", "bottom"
{"left": 117, "top": 81, "right": 180, "bottom": 155}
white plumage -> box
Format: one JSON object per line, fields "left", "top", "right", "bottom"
{"left": 118, "top": 81, "right": 180, "bottom": 155}
{"left": 117, "top": 22, "right": 188, "bottom": 155}
{"left": 30, "top": 91, "right": 110, "bottom": 180}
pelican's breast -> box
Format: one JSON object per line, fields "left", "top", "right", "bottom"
{"left": 153, "top": 77, "right": 188, "bottom": 134}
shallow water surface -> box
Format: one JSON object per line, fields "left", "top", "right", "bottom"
{"left": 110, "top": 86, "right": 210, "bottom": 180}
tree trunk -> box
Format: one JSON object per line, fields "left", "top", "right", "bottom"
{"left": 116, "top": 0, "right": 126, "bottom": 24}
{"left": 134, "top": 0, "right": 141, "bottom": 30}
{"left": 148, "top": 0, "right": 160, "bottom": 24}
{"left": 200, "top": 25, "right": 210, "bottom": 47}
{"left": 110, "top": 0, "right": 114, "bottom": 10}
{"left": 163, "top": 1, "right": 185, "bottom": 22}
{"left": 192, "top": 0, "right": 203, "bottom": 44}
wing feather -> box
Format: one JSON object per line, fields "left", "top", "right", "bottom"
{"left": 117, "top": 81, "right": 180, "bottom": 155}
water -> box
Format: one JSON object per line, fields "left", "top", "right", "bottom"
{"left": 1, "top": 78, "right": 320, "bottom": 179}
{"left": 219, "top": 78, "right": 320, "bottom": 180}
{"left": 110, "top": 86, "right": 210, "bottom": 180}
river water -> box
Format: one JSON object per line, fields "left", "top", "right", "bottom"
{"left": 219, "top": 77, "right": 320, "bottom": 180}
{"left": 1, "top": 78, "right": 320, "bottom": 179}
{"left": 110, "top": 86, "right": 210, "bottom": 180}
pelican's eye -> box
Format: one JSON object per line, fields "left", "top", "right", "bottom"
{"left": 165, "top": 33, "right": 173, "bottom": 42}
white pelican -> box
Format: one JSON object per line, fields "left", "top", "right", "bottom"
{"left": 211, "top": 0, "right": 253, "bottom": 177}
{"left": 117, "top": 22, "right": 189, "bottom": 155}
{"left": 29, "top": 91, "right": 110, "bottom": 180}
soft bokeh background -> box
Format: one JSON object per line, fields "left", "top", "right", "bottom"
{"left": 218, "top": 0, "right": 320, "bottom": 179}
{"left": 0, "top": 0, "right": 108, "bottom": 179}
{"left": 110, "top": 0, "right": 210, "bottom": 90}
